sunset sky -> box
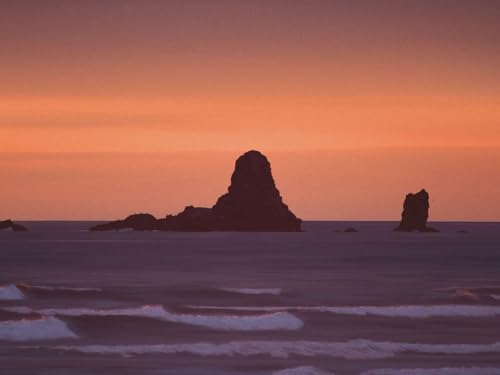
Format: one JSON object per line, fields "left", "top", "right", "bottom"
{"left": 1, "top": 0, "right": 499, "bottom": 220}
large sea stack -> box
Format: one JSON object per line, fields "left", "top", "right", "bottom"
{"left": 211, "top": 150, "right": 301, "bottom": 231}
{"left": 394, "top": 189, "right": 439, "bottom": 232}
{"left": 90, "top": 150, "right": 301, "bottom": 232}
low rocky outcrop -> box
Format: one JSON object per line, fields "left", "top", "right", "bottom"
{"left": 90, "top": 150, "right": 301, "bottom": 232}
{"left": 90, "top": 213, "right": 157, "bottom": 231}
{"left": 157, "top": 206, "right": 215, "bottom": 231}
{"left": 394, "top": 189, "right": 439, "bottom": 232}
{"left": 0, "top": 219, "right": 28, "bottom": 231}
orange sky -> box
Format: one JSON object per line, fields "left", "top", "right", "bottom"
{"left": 1, "top": 1, "right": 499, "bottom": 220}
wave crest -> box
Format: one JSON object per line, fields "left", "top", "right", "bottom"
{"left": 186, "top": 304, "right": 500, "bottom": 318}
{"left": 42, "top": 339, "right": 500, "bottom": 359}
{"left": 219, "top": 287, "right": 282, "bottom": 296}
{"left": 19, "top": 283, "right": 102, "bottom": 292}
{"left": 360, "top": 367, "right": 500, "bottom": 375}
{"left": 3, "top": 305, "right": 303, "bottom": 331}
{"left": 273, "top": 366, "right": 335, "bottom": 375}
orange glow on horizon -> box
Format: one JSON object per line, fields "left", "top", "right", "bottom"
{"left": 1, "top": 95, "right": 499, "bottom": 153}
{"left": 1, "top": 149, "right": 499, "bottom": 221}
{"left": 0, "top": 1, "right": 499, "bottom": 220}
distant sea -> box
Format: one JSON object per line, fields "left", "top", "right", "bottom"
{"left": 1, "top": 221, "right": 500, "bottom": 375}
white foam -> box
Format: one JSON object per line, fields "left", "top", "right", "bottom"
{"left": 186, "top": 304, "right": 500, "bottom": 318}
{"left": 0, "top": 317, "right": 77, "bottom": 341}
{"left": 220, "top": 287, "right": 282, "bottom": 296}
{"left": 0, "top": 284, "right": 24, "bottom": 300}
{"left": 44, "top": 339, "right": 500, "bottom": 359}
{"left": 490, "top": 295, "right": 500, "bottom": 301}
{"left": 361, "top": 367, "right": 500, "bottom": 375}
{"left": 19, "top": 283, "right": 102, "bottom": 292}
{"left": 3, "top": 305, "right": 303, "bottom": 331}
{"left": 314, "top": 305, "right": 500, "bottom": 318}
{"left": 273, "top": 366, "right": 335, "bottom": 375}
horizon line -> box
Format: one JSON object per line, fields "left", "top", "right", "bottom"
{"left": 10, "top": 219, "right": 500, "bottom": 224}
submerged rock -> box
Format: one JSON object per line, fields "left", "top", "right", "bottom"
{"left": 394, "top": 189, "right": 439, "bottom": 232}
{"left": 344, "top": 227, "right": 358, "bottom": 233}
{"left": 90, "top": 150, "right": 301, "bottom": 232}
{"left": 0, "top": 219, "right": 28, "bottom": 231}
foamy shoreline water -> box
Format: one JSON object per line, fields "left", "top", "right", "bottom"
{"left": 0, "top": 284, "right": 24, "bottom": 300}
{"left": 0, "top": 317, "right": 77, "bottom": 341}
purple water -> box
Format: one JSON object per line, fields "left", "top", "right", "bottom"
{"left": 1, "top": 221, "right": 500, "bottom": 374}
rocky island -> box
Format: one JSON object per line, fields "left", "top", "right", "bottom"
{"left": 91, "top": 150, "right": 301, "bottom": 232}
{"left": 394, "top": 189, "right": 439, "bottom": 232}
{"left": 0, "top": 219, "right": 28, "bottom": 231}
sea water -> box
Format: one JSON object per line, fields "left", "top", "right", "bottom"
{"left": 1, "top": 221, "right": 500, "bottom": 374}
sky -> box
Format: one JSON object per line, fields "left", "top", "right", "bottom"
{"left": 1, "top": 0, "right": 499, "bottom": 220}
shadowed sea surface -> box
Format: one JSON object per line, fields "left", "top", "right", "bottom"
{"left": 1, "top": 221, "right": 500, "bottom": 375}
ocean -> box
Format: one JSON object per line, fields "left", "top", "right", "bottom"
{"left": 1, "top": 221, "right": 500, "bottom": 375}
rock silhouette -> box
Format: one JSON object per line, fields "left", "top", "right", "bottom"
{"left": 0, "top": 219, "right": 28, "bottom": 231}
{"left": 91, "top": 213, "right": 157, "bottom": 231}
{"left": 211, "top": 150, "right": 301, "bottom": 231}
{"left": 90, "top": 150, "right": 301, "bottom": 232}
{"left": 157, "top": 206, "right": 215, "bottom": 231}
{"left": 394, "top": 189, "right": 439, "bottom": 232}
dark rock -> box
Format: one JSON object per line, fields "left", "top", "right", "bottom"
{"left": 344, "top": 227, "right": 358, "bottom": 233}
{"left": 90, "top": 150, "right": 301, "bottom": 232}
{"left": 11, "top": 223, "right": 28, "bottom": 231}
{"left": 0, "top": 219, "right": 28, "bottom": 231}
{"left": 211, "top": 150, "right": 301, "bottom": 231}
{"left": 451, "top": 288, "right": 480, "bottom": 302}
{"left": 394, "top": 189, "right": 439, "bottom": 232}
{"left": 157, "top": 206, "right": 216, "bottom": 231}
{"left": 90, "top": 213, "right": 157, "bottom": 231}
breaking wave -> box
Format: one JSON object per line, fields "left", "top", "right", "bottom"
{"left": 360, "top": 367, "right": 500, "bottom": 375}
{"left": 0, "top": 284, "right": 24, "bottom": 300}
{"left": 0, "top": 317, "right": 77, "bottom": 341}
{"left": 3, "top": 305, "right": 303, "bottom": 331}
{"left": 273, "top": 366, "right": 335, "bottom": 375}
{"left": 186, "top": 304, "right": 500, "bottom": 318}
{"left": 219, "top": 287, "right": 282, "bottom": 296}
{"left": 18, "top": 283, "right": 102, "bottom": 292}
{"left": 41, "top": 339, "right": 500, "bottom": 359}
{"left": 434, "top": 286, "right": 500, "bottom": 302}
